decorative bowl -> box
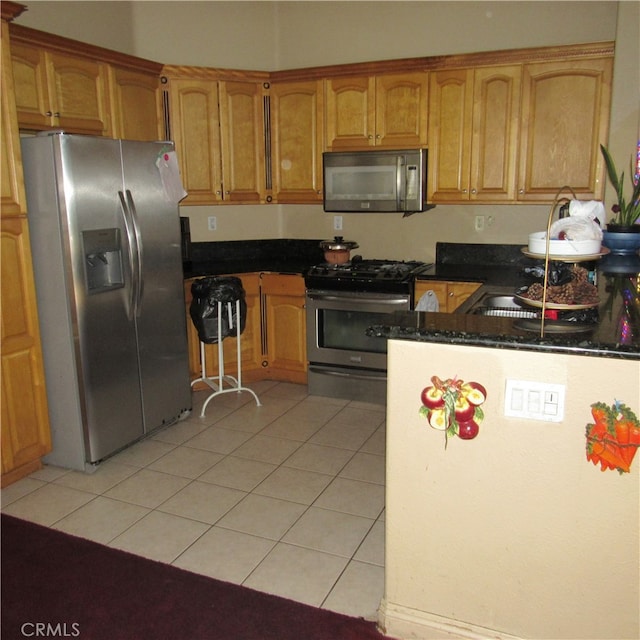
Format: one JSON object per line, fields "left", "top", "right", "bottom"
{"left": 528, "top": 232, "right": 601, "bottom": 256}
{"left": 602, "top": 230, "right": 640, "bottom": 255}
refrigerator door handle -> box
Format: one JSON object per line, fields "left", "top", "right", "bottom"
{"left": 118, "top": 190, "right": 140, "bottom": 320}
{"left": 125, "top": 190, "right": 144, "bottom": 316}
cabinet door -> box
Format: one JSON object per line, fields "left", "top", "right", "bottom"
{"left": 428, "top": 69, "right": 474, "bottom": 201}
{"left": 325, "top": 76, "right": 375, "bottom": 150}
{"left": 1, "top": 21, "right": 26, "bottom": 216}
{"left": 218, "top": 81, "right": 266, "bottom": 203}
{"left": 11, "top": 41, "right": 52, "bottom": 130}
{"left": 414, "top": 280, "right": 448, "bottom": 311}
{"left": 518, "top": 58, "right": 612, "bottom": 201}
{"left": 1, "top": 217, "right": 51, "bottom": 485}
{"left": 12, "top": 43, "right": 111, "bottom": 135}
{"left": 168, "top": 78, "right": 223, "bottom": 204}
{"left": 470, "top": 65, "right": 521, "bottom": 201}
{"left": 375, "top": 72, "right": 428, "bottom": 149}
{"left": 261, "top": 273, "right": 307, "bottom": 383}
{"left": 221, "top": 273, "right": 262, "bottom": 377}
{"left": 110, "top": 67, "right": 162, "bottom": 141}
{"left": 447, "top": 282, "right": 481, "bottom": 312}
{"left": 47, "top": 51, "right": 111, "bottom": 135}
{"left": 270, "top": 80, "right": 324, "bottom": 203}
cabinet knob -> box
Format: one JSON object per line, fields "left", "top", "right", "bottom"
{"left": 54, "top": 112, "right": 60, "bottom": 117}
{"left": 215, "top": 190, "right": 222, "bottom": 196}
{"left": 462, "top": 189, "right": 467, "bottom": 194}
{"left": 266, "top": 195, "right": 273, "bottom": 203}
{"left": 261, "top": 360, "right": 269, "bottom": 368}
{"left": 45, "top": 111, "right": 52, "bottom": 117}
{"left": 368, "top": 134, "right": 373, "bottom": 139}
{"left": 448, "top": 292, "right": 454, "bottom": 297}
{"left": 376, "top": 134, "right": 381, "bottom": 139}
{"left": 519, "top": 188, "right": 524, "bottom": 194}
{"left": 471, "top": 189, "right": 477, "bottom": 194}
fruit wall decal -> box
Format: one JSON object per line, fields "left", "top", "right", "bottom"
{"left": 419, "top": 376, "right": 487, "bottom": 446}
{"left": 586, "top": 401, "right": 640, "bottom": 473}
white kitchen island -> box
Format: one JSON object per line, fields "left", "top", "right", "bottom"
{"left": 380, "top": 339, "right": 639, "bottom": 640}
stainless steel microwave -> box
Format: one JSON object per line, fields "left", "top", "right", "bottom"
{"left": 323, "top": 148, "right": 428, "bottom": 214}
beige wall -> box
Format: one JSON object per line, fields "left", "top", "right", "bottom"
{"left": 17, "top": 1, "right": 617, "bottom": 69}
{"left": 384, "top": 340, "right": 640, "bottom": 639}
{"left": 15, "top": 1, "right": 639, "bottom": 260}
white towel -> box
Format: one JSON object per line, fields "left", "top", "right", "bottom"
{"left": 550, "top": 199, "right": 604, "bottom": 241}
{"left": 568, "top": 200, "right": 605, "bottom": 224}
{"left": 416, "top": 290, "right": 440, "bottom": 312}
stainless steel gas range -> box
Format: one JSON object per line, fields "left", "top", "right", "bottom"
{"left": 305, "top": 258, "right": 432, "bottom": 403}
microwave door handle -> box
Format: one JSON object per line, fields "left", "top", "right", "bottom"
{"left": 396, "top": 156, "right": 404, "bottom": 211}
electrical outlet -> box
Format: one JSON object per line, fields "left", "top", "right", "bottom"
{"left": 474, "top": 215, "right": 485, "bottom": 232}
{"left": 208, "top": 216, "right": 217, "bottom": 231}
{"left": 334, "top": 216, "right": 343, "bottom": 231}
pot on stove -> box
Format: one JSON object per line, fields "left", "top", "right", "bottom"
{"left": 319, "top": 236, "right": 359, "bottom": 264}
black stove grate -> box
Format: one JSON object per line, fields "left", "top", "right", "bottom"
{"left": 305, "top": 259, "right": 433, "bottom": 294}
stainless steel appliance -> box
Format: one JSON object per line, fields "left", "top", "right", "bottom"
{"left": 305, "top": 259, "right": 430, "bottom": 402}
{"left": 323, "top": 148, "right": 428, "bottom": 215}
{"left": 22, "top": 133, "right": 192, "bottom": 471}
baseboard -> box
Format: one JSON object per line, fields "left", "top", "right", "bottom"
{"left": 377, "top": 599, "right": 523, "bottom": 640}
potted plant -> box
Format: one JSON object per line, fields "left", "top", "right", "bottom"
{"left": 600, "top": 143, "right": 640, "bottom": 254}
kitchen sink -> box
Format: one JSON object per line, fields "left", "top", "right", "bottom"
{"left": 461, "top": 289, "right": 538, "bottom": 319}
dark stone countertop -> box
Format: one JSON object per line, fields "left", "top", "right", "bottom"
{"left": 183, "top": 239, "right": 325, "bottom": 279}
{"left": 182, "top": 239, "right": 640, "bottom": 359}
{"left": 369, "top": 244, "right": 640, "bottom": 361}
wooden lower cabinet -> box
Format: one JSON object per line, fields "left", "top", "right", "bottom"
{"left": 414, "top": 279, "right": 481, "bottom": 313}
{"left": 260, "top": 273, "right": 307, "bottom": 383}
{"left": 185, "top": 272, "right": 307, "bottom": 389}
{"left": 1, "top": 217, "right": 52, "bottom": 486}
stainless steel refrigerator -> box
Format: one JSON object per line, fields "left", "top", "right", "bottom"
{"left": 22, "top": 133, "right": 192, "bottom": 472}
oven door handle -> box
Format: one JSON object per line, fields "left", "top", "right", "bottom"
{"left": 309, "top": 367, "right": 387, "bottom": 382}
{"left": 306, "top": 292, "right": 409, "bottom": 305}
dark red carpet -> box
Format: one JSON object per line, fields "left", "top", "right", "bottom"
{"left": 1, "top": 514, "right": 394, "bottom": 640}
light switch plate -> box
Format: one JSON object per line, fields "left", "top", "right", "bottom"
{"left": 504, "top": 379, "right": 565, "bottom": 422}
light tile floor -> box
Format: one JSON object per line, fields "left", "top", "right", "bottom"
{"left": 1, "top": 381, "right": 386, "bottom": 621}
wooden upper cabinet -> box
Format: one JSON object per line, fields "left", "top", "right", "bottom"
{"left": 518, "top": 58, "right": 612, "bottom": 201}
{"left": 325, "top": 76, "right": 375, "bottom": 150}
{"left": 109, "top": 67, "right": 162, "bottom": 141}
{"left": 270, "top": 79, "right": 324, "bottom": 203}
{"left": 429, "top": 65, "right": 521, "bottom": 202}
{"left": 325, "top": 72, "right": 428, "bottom": 150}
{"left": 166, "top": 77, "right": 223, "bottom": 204}
{"left": 470, "top": 65, "right": 521, "bottom": 201}
{"left": 11, "top": 41, "right": 111, "bottom": 136}
{"left": 428, "top": 69, "right": 473, "bottom": 201}
{"left": 218, "top": 80, "right": 267, "bottom": 203}
{"left": 375, "top": 72, "right": 429, "bottom": 149}
{"left": 1, "top": 19, "right": 25, "bottom": 216}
